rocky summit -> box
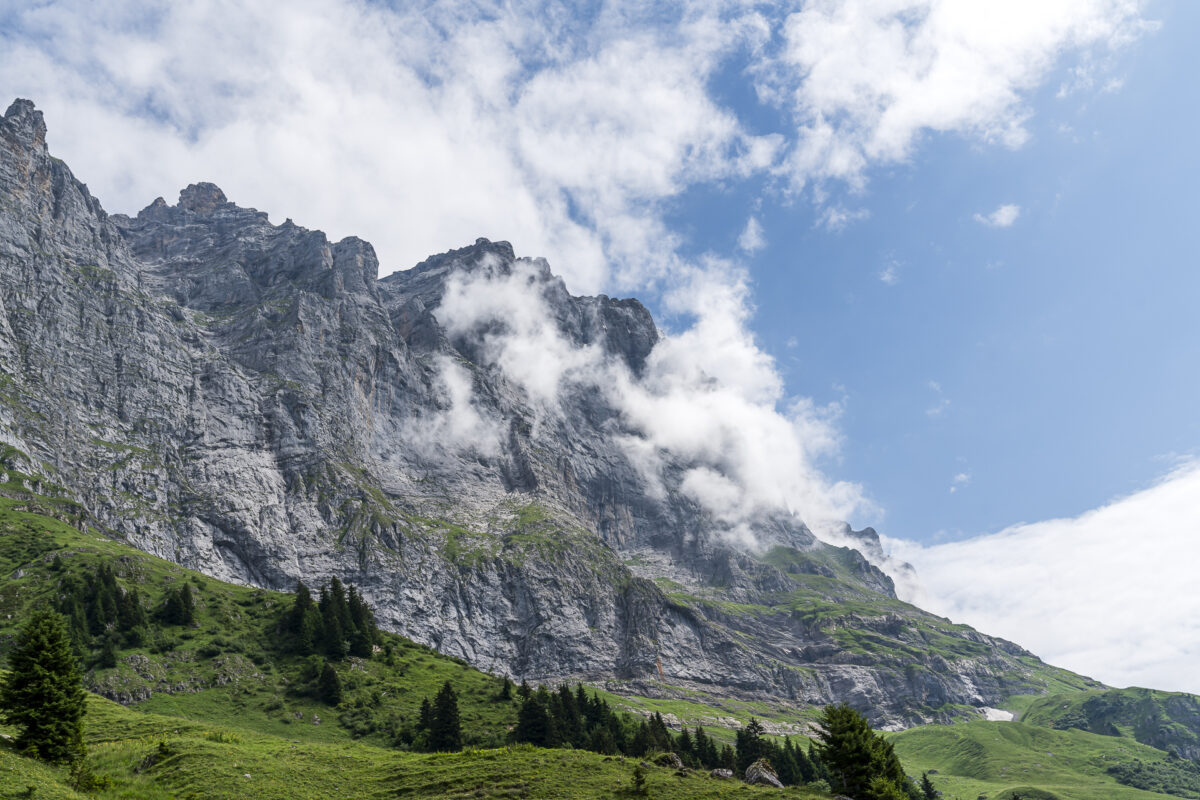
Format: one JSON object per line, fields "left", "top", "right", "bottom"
{"left": 0, "top": 99, "right": 1099, "bottom": 728}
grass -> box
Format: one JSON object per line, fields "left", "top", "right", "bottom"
{"left": 0, "top": 696, "right": 832, "bottom": 799}
{"left": 891, "top": 719, "right": 1187, "bottom": 800}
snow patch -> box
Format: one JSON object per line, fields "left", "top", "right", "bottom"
{"left": 980, "top": 707, "right": 1015, "bottom": 722}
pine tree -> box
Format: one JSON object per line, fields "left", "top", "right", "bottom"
{"left": 321, "top": 602, "right": 347, "bottom": 659}
{"left": 920, "top": 772, "right": 939, "bottom": 800}
{"left": 514, "top": 692, "right": 552, "bottom": 746}
{"left": 815, "top": 703, "right": 911, "bottom": 800}
{"left": 97, "top": 636, "right": 118, "bottom": 669}
{"left": 0, "top": 609, "right": 87, "bottom": 762}
{"left": 287, "top": 582, "right": 315, "bottom": 635}
{"left": 418, "top": 697, "right": 434, "bottom": 731}
{"left": 318, "top": 662, "right": 343, "bottom": 705}
{"left": 177, "top": 583, "right": 195, "bottom": 625}
{"left": 498, "top": 677, "right": 513, "bottom": 701}
{"left": 428, "top": 681, "right": 462, "bottom": 752}
{"left": 735, "top": 717, "right": 766, "bottom": 773}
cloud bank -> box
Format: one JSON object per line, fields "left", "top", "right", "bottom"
{"left": 886, "top": 462, "right": 1200, "bottom": 694}
{"left": 0, "top": 1, "right": 1147, "bottom": 289}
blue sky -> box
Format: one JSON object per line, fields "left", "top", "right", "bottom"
{"left": 3, "top": 0, "right": 1198, "bottom": 691}
{"left": 648, "top": 0, "right": 1200, "bottom": 545}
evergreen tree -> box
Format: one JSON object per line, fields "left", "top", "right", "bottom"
{"left": 693, "top": 726, "right": 712, "bottom": 768}
{"left": 177, "top": 583, "right": 195, "bottom": 625}
{"left": 287, "top": 582, "right": 315, "bottom": 635}
{"left": 735, "top": 717, "right": 767, "bottom": 773}
{"left": 321, "top": 602, "right": 348, "bottom": 659}
{"left": 720, "top": 744, "right": 736, "bottom": 773}
{"left": 514, "top": 692, "right": 553, "bottom": 746}
{"left": 418, "top": 698, "right": 434, "bottom": 731}
{"left": 498, "top": 677, "right": 513, "bottom": 701}
{"left": 517, "top": 679, "right": 531, "bottom": 700}
{"left": 97, "top": 636, "right": 118, "bottom": 669}
{"left": 920, "top": 772, "right": 939, "bottom": 800}
{"left": 318, "top": 662, "right": 343, "bottom": 705}
{"left": 161, "top": 585, "right": 194, "bottom": 626}
{"left": 815, "top": 703, "right": 912, "bottom": 800}
{"left": 428, "top": 681, "right": 462, "bottom": 752}
{"left": 0, "top": 609, "right": 87, "bottom": 762}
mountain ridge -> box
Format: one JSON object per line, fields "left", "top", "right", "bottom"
{"left": 0, "top": 97, "right": 1099, "bottom": 728}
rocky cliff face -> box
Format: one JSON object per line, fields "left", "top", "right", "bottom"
{"left": 0, "top": 99, "right": 1100, "bottom": 727}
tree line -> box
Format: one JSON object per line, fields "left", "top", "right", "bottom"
{"left": 3, "top": 570, "right": 940, "bottom": 800}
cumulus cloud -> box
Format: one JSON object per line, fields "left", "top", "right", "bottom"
{"left": 974, "top": 203, "right": 1022, "bottom": 227}
{"left": 737, "top": 216, "right": 767, "bottom": 253}
{"left": 948, "top": 472, "right": 970, "bottom": 493}
{"left": 765, "top": 0, "right": 1151, "bottom": 191}
{"left": 886, "top": 461, "right": 1200, "bottom": 694}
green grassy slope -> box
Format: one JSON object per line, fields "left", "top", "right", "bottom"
{"left": 891, "top": 719, "right": 1194, "bottom": 800}
{"left": 0, "top": 694, "right": 830, "bottom": 799}
{"left": 1021, "top": 688, "right": 1200, "bottom": 760}
{"left": 0, "top": 495, "right": 522, "bottom": 749}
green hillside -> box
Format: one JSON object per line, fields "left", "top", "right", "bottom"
{"left": 0, "top": 492, "right": 830, "bottom": 797}
{"left": 1021, "top": 688, "right": 1200, "bottom": 760}
{"left": 0, "top": 693, "right": 831, "bottom": 799}
{"left": 5, "top": 482, "right": 1200, "bottom": 799}
{"left": 892, "top": 719, "right": 1200, "bottom": 800}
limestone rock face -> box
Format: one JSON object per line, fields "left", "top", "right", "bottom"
{"left": 0, "top": 99, "right": 1097, "bottom": 728}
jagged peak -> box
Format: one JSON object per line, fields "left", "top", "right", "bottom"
{"left": 3, "top": 98, "right": 47, "bottom": 147}
{"left": 178, "top": 182, "right": 229, "bottom": 215}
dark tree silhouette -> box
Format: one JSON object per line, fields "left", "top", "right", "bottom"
{"left": 0, "top": 609, "right": 87, "bottom": 762}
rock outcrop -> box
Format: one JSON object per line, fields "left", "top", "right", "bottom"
{"left": 0, "top": 99, "right": 1100, "bottom": 727}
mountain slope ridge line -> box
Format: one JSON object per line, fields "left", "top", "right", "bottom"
{"left": 0, "top": 97, "right": 1097, "bottom": 728}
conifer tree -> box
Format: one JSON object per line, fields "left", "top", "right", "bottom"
{"left": 287, "top": 582, "right": 315, "bottom": 635}
{"left": 815, "top": 703, "right": 912, "bottom": 800}
{"left": 97, "top": 636, "right": 118, "bottom": 669}
{"left": 322, "top": 602, "right": 348, "bottom": 659}
{"left": 515, "top": 691, "right": 553, "bottom": 746}
{"left": 920, "top": 772, "right": 939, "bottom": 800}
{"left": 318, "top": 662, "right": 343, "bottom": 705}
{"left": 428, "top": 681, "right": 462, "bottom": 752}
{"left": 177, "top": 583, "right": 195, "bottom": 625}
{"left": 418, "top": 697, "right": 434, "bottom": 732}
{"left": 0, "top": 609, "right": 87, "bottom": 762}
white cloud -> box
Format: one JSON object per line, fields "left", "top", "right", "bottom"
{"left": 434, "top": 257, "right": 867, "bottom": 548}
{"left": 885, "top": 461, "right": 1200, "bottom": 694}
{"left": 737, "top": 216, "right": 766, "bottom": 253}
{"left": 766, "top": 0, "right": 1151, "bottom": 190}
{"left": 879, "top": 258, "right": 900, "bottom": 285}
{"left": 948, "top": 472, "right": 971, "bottom": 493}
{"left": 816, "top": 205, "right": 871, "bottom": 232}
{"left": 925, "top": 380, "right": 950, "bottom": 417}
{"left": 974, "top": 203, "right": 1022, "bottom": 227}
{"left": 402, "top": 356, "right": 502, "bottom": 461}
{"left": 0, "top": 1, "right": 1148, "bottom": 293}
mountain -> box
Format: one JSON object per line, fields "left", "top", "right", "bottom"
{"left": 0, "top": 97, "right": 1098, "bottom": 729}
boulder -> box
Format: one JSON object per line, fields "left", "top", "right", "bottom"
{"left": 654, "top": 752, "right": 683, "bottom": 769}
{"left": 710, "top": 768, "right": 734, "bottom": 779}
{"left": 744, "top": 758, "right": 784, "bottom": 788}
